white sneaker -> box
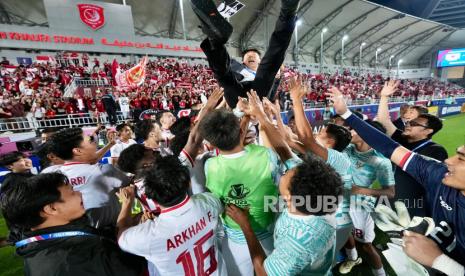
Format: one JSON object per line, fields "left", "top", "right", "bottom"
{"left": 339, "top": 257, "right": 363, "bottom": 274}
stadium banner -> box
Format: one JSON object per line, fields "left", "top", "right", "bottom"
{"left": 427, "top": 106, "right": 439, "bottom": 116}
{"left": 0, "top": 0, "right": 207, "bottom": 57}
{"left": 439, "top": 104, "right": 462, "bottom": 117}
{"left": 0, "top": 25, "right": 204, "bottom": 58}
{"left": 462, "top": 103, "right": 465, "bottom": 113}
{"left": 16, "top": 57, "right": 33, "bottom": 65}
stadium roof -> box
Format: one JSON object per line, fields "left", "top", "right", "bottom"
{"left": 370, "top": 0, "right": 465, "bottom": 29}
{"left": 1, "top": 0, "right": 464, "bottom": 67}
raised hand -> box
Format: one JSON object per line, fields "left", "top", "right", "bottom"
{"left": 326, "top": 86, "right": 348, "bottom": 115}
{"left": 288, "top": 75, "right": 308, "bottom": 101}
{"left": 246, "top": 90, "right": 266, "bottom": 119}
{"left": 236, "top": 96, "right": 250, "bottom": 113}
{"left": 262, "top": 98, "right": 281, "bottom": 118}
{"left": 116, "top": 186, "right": 135, "bottom": 207}
{"left": 106, "top": 130, "right": 117, "bottom": 145}
{"left": 204, "top": 87, "right": 224, "bottom": 110}
{"left": 380, "top": 80, "right": 401, "bottom": 97}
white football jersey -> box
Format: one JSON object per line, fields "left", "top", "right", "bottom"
{"left": 40, "top": 164, "right": 63, "bottom": 174}
{"left": 119, "top": 193, "right": 227, "bottom": 276}
{"left": 190, "top": 150, "right": 219, "bottom": 195}
{"left": 134, "top": 149, "right": 195, "bottom": 213}
{"left": 110, "top": 139, "right": 137, "bottom": 159}
{"left": 58, "top": 162, "right": 129, "bottom": 209}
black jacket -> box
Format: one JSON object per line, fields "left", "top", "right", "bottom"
{"left": 391, "top": 129, "right": 448, "bottom": 217}
{"left": 102, "top": 94, "right": 117, "bottom": 111}
{"left": 16, "top": 220, "right": 145, "bottom": 276}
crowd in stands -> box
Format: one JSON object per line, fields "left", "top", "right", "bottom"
{"left": 0, "top": 0, "right": 464, "bottom": 273}
{"left": 0, "top": 55, "right": 464, "bottom": 125}
{"left": 0, "top": 78, "right": 463, "bottom": 276}
{"left": 278, "top": 68, "right": 464, "bottom": 108}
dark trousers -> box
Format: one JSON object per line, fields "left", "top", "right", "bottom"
{"left": 106, "top": 109, "right": 117, "bottom": 125}
{"left": 201, "top": 15, "right": 296, "bottom": 108}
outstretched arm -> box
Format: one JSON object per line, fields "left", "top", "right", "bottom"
{"left": 226, "top": 205, "right": 268, "bottom": 276}
{"left": 289, "top": 76, "right": 328, "bottom": 160}
{"left": 183, "top": 88, "right": 224, "bottom": 160}
{"left": 94, "top": 130, "right": 117, "bottom": 164}
{"left": 246, "top": 90, "right": 293, "bottom": 162}
{"left": 327, "top": 87, "right": 410, "bottom": 167}
{"left": 377, "top": 80, "right": 400, "bottom": 137}
{"left": 262, "top": 97, "right": 306, "bottom": 155}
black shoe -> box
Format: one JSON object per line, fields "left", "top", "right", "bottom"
{"left": 280, "top": 0, "right": 300, "bottom": 18}
{"left": 190, "top": 0, "right": 233, "bottom": 44}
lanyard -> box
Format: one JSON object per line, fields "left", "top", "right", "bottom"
{"left": 412, "top": 140, "right": 432, "bottom": 153}
{"left": 15, "top": 231, "right": 93, "bottom": 248}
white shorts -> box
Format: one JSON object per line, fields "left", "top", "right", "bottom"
{"left": 336, "top": 224, "right": 353, "bottom": 252}
{"left": 349, "top": 209, "right": 375, "bottom": 243}
{"left": 221, "top": 235, "right": 274, "bottom": 276}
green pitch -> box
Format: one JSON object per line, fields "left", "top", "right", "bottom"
{"left": 0, "top": 113, "right": 464, "bottom": 276}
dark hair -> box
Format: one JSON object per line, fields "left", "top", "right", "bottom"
{"left": 0, "top": 172, "right": 34, "bottom": 195}
{"left": 366, "top": 120, "right": 387, "bottom": 134}
{"left": 116, "top": 123, "right": 129, "bottom": 133}
{"left": 118, "top": 144, "right": 151, "bottom": 174}
{"left": 330, "top": 114, "right": 342, "bottom": 120}
{"left": 135, "top": 119, "right": 154, "bottom": 141}
{"left": 410, "top": 105, "right": 428, "bottom": 115}
{"left": 0, "top": 173, "right": 68, "bottom": 229}
{"left": 41, "top": 127, "right": 56, "bottom": 134}
{"left": 143, "top": 156, "right": 190, "bottom": 207}
{"left": 325, "top": 123, "right": 352, "bottom": 152}
{"left": 419, "top": 113, "right": 443, "bottom": 138}
{"left": 198, "top": 109, "right": 241, "bottom": 151}
{"left": 170, "top": 116, "right": 191, "bottom": 136}
{"left": 0, "top": 151, "right": 25, "bottom": 168}
{"left": 50, "top": 128, "right": 83, "bottom": 160}
{"left": 36, "top": 142, "right": 54, "bottom": 169}
{"left": 289, "top": 155, "right": 343, "bottom": 215}
{"left": 242, "top": 48, "right": 261, "bottom": 58}
{"left": 170, "top": 131, "right": 190, "bottom": 156}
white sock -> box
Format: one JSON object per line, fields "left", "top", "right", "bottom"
{"left": 372, "top": 267, "right": 386, "bottom": 276}
{"left": 345, "top": 248, "right": 358, "bottom": 261}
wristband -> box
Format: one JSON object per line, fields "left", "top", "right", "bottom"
{"left": 432, "top": 254, "right": 464, "bottom": 276}
{"left": 340, "top": 110, "right": 353, "bottom": 120}
{"left": 233, "top": 108, "right": 244, "bottom": 118}
{"left": 284, "top": 154, "right": 303, "bottom": 171}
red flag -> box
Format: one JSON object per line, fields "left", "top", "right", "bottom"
{"left": 111, "top": 59, "right": 119, "bottom": 86}
{"left": 115, "top": 56, "right": 147, "bottom": 89}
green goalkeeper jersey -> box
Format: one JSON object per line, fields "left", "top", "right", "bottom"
{"left": 205, "top": 144, "right": 278, "bottom": 232}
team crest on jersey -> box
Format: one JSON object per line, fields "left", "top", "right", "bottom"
{"left": 228, "top": 184, "right": 250, "bottom": 199}
{"left": 355, "top": 161, "right": 364, "bottom": 169}
{"left": 77, "top": 4, "right": 105, "bottom": 30}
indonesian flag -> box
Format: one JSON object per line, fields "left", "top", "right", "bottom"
{"left": 36, "top": 56, "right": 56, "bottom": 64}
{"left": 115, "top": 56, "right": 148, "bottom": 89}
{"left": 1, "top": 64, "right": 17, "bottom": 73}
